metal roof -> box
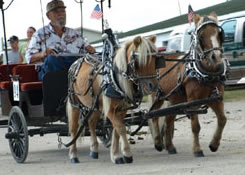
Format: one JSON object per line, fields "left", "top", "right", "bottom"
{"left": 118, "top": 0, "right": 245, "bottom": 38}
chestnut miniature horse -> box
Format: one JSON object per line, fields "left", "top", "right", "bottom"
{"left": 67, "top": 36, "right": 159, "bottom": 164}
{"left": 149, "top": 12, "right": 228, "bottom": 157}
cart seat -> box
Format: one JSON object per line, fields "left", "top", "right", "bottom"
{"left": 21, "top": 82, "right": 43, "bottom": 90}
{"left": 0, "top": 64, "right": 24, "bottom": 116}
{"left": 0, "top": 64, "right": 23, "bottom": 90}
{"left": 0, "top": 81, "right": 11, "bottom": 89}
{"left": 13, "top": 64, "right": 43, "bottom": 108}
{"left": 13, "top": 64, "right": 42, "bottom": 90}
{"left": 0, "top": 64, "right": 22, "bottom": 81}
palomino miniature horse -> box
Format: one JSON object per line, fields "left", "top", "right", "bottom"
{"left": 149, "top": 12, "right": 228, "bottom": 157}
{"left": 67, "top": 36, "right": 159, "bottom": 164}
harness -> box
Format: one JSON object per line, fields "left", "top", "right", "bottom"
{"left": 186, "top": 17, "right": 228, "bottom": 84}
{"left": 151, "top": 18, "right": 230, "bottom": 110}
{"left": 63, "top": 29, "right": 162, "bottom": 145}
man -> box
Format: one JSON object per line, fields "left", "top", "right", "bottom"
{"left": 3, "top": 35, "right": 20, "bottom": 64}
{"left": 26, "top": 0, "right": 95, "bottom": 80}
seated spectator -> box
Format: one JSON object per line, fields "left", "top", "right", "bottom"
{"left": 26, "top": 0, "right": 95, "bottom": 80}
{"left": 18, "top": 26, "right": 36, "bottom": 64}
{"left": 3, "top": 35, "right": 20, "bottom": 64}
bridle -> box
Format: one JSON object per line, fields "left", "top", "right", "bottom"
{"left": 122, "top": 51, "right": 159, "bottom": 81}
{"left": 112, "top": 46, "right": 161, "bottom": 104}
{"left": 192, "top": 19, "right": 224, "bottom": 61}
{"left": 187, "top": 18, "right": 228, "bottom": 80}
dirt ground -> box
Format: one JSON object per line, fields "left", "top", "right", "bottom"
{"left": 0, "top": 100, "right": 245, "bottom": 175}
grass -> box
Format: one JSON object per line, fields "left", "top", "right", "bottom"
{"left": 224, "top": 88, "right": 245, "bottom": 102}
{"left": 142, "top": 87, "right": 245, "bottom": 103}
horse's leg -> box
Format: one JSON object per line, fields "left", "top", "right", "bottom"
{"left": 88, "top": 112, "right": 100, "bottom": 159}
{"left": 67, "top": 99, "right": 80, "bottom": 163}
{"left": 110, "top": 123, "right": 133, "bottom": 164}
{"left": 109, "top": 115, "right": 132, "bottom": 164}
{"left": 148, "top": 97, "right": 165, "bottom": 152}
{"left": 110, "top": 128, "right": 120, "bottom": 163}
{"left": 117, "top": 124, "right": 133, "bottom": 163}
{"left": 190, "top": 114, "right": 204, "bottom": 157}
{"left": 165, "top": 114, "right": 177, "bottom": 154}
{"left": 208, "top": 100, "right": 227, "bottom": 152}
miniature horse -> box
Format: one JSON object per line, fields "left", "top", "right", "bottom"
{"left": 67, "top": 36, "right": 159, "bottom": 164}
{"left": 149, "top": 12, "right": 228, "bottom": 157}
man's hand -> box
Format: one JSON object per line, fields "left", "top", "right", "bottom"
{"left": 30, "top": 48, "right": 56, "bottom": 63}
{"left": 86, "top": 45, "right": 96, "bottom": 54}
{"left": 42, "top": 48, "right": 56, "bottom": 57}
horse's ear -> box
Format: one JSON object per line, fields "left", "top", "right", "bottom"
{"left": 209, "top": 12, "right": 218, "bottom": 22}
{"left": 193, "top": 14, "right": 201, "bottom": 27}
{"left": 133, "top": 36, "right": 142, "bottom": 47}
{"left": 148, "top": 36, "right": 156, "bottom": 44}
{"left": 209, "top": 12, "right": 217, "bottom": 18}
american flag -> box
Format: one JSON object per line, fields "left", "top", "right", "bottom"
{"left": 188, "top": 5, "right": 194, "bottom": 25}
{"left": 91, "top": 4, "right": 103, "bottom": 19}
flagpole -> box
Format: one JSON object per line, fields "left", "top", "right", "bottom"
{"left": 95, "top": 0, "right": 105, "bottom": 33}
{"left": 1, "top": 0, "right": 10, "bottom": 79}
{"left": 75, "top": 0, "right": 84, "bottom": 37}
{"left": 177, "top": 0, "right": 181, "bottom": 15}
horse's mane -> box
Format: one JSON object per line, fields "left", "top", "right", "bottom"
{"left": 114, "top": 37, "right": 157, "bottom": 72}
{"left": 113, "top": 37, "right": 156, "bottom": 100}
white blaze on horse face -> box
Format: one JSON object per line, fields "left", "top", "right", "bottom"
{"left": 210, "top": 33, "right": 222, "bottom": 64}
{"left": 211, "top": 33, "right": 221, "bottom": 56}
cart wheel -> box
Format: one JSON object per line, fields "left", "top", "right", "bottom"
{"left": 7, "top": 106, "right": 29, "bottom": 163}
{"left": 99, "top": 126, "right": 113, "bottom": 148}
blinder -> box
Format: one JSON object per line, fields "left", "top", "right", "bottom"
{"left": 218, "top": 26, "right": 225, "bottom": 43}
{"left": 155, "top": 55, "right": 166, "bottom": 69}
{"left": 129, "top": 51, "right": 165, "bottom": 73}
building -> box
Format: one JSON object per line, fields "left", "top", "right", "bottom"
{"left": 92, "top": 0, "right": 245, "bottom": 50}
{"left": 75, "top": 27, "right": 101, "bottom": 43}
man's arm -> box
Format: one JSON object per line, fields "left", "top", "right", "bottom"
{"left": 29, "top": 48, "right": 56, "bottom": 64}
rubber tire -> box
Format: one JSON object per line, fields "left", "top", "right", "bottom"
{"left": 8, "top": 106, "right": 29, "bottom": 163}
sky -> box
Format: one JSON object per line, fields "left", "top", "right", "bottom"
{"left": 0, "top": 0, "right": 227, "bottom": 40}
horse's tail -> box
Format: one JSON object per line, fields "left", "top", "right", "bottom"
{"left": 102, "top": 95, "right": 111, "bottom": 122}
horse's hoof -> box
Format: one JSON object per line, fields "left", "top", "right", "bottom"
{"left": 168, "top": 148, "right": 177, "bottom": 154}
{"left": 123, "top": 156, "right": 133, "bottom": 163}
{"left": 71, "top": 157, "right": 80, "bottom": 164}
{"left": 194, "top": 151, "right": 204, "bottom": 157}
{"left": 115, "top": 157, "right": 125, "bottom": 164}
{"left": 155, "top": 144, "right": 163, "bottom": 152}
{"left": 209, "top": 145, "right": 218, "bottom": 152}
{"left": 89, "top": 152, "right": 99, "bottom": 159}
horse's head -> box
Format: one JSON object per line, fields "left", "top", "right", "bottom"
{"left": 114, "top": 36, "right": 159, "bottom": 99}
{"left": 193, "top": 12, "right": 224, "bottom": 73}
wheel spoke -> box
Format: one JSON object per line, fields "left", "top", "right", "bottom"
{"left": 17, "top": 142, "right": 24, "bottom": 158}
{"left": 14, "top": 143, "right": 19, "bottom": 158}
{"left": 11, "top": 115, "right": 19, "bottom": 131}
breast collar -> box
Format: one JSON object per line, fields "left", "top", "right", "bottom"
{"left": 185, "top": 52, "right": 229, "bottom": 83}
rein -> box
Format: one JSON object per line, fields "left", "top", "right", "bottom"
{"left": 60, "top": 80, "right": 107, "bottom": 148}
{"left": 149, "top": 20, "right": 228, "bottom": 112}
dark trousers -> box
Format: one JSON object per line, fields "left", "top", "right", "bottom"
{"left": 38, "top": 56, "right": 77, "bottom": 80}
